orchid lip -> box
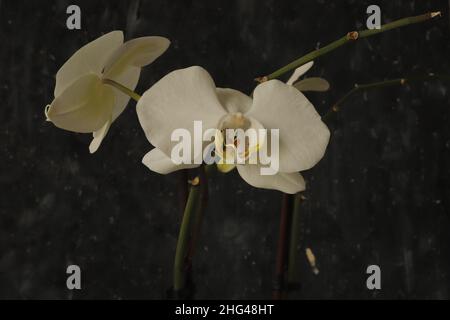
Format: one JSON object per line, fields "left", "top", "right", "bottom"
{"left": 214, "top": 113, "right": 265, "bottom": 164}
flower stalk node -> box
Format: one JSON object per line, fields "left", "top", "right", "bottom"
{"left": 259, "top": 11, "right": 441, "bottom": 81}
{"left": 346, "top": 31, "right": 359, "bottom": 41}
{"left": 254, "top": 76, "right": 268, "bottom": 83}
{"left": 431, "top": 11, "right": 442, "bottom": 18}
{"left": 188, "top": 176, "right": 200, "bottom": 186}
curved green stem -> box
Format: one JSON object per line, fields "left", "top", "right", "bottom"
{"left": 173, "top": 166, "right": 213, "bottom": 297}
{"left": 102, "top": 78, "right": 141, "bottom": 102}
{"left": 174, "top": 180, "right": 201, "bottom": 293}
{"left": 323, "top": 73, "right": 450, "bottom": 121}
{"left": 256, "top": 11, "right": 441, "bottom": 82}
{"left": 186, "top": 166, "right": 211, "bottom": 262}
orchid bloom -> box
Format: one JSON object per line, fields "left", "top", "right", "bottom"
{"left": 136, "top": 66, "right": 330, "bottom": 194}
{"left": 45, "top": 31, "right": 170, "bottom": 153}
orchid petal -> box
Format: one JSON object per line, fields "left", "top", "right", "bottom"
{"left": 237, "top": 165, "right": 305, "bottom": 194}
{"left": 107, "top": 66, "right": 141, "bottom": 121}
{"left": 142, "top": 148, "right": 199, "bottom": 174}
{"left": 216, "top": 88, "right": 252, "bottom": 114}
{"left": 137, "top": 66, "right": 226, "bottom": 159}
{"left": 55, "top": 31, "right": 123, "bottom": 97}
{"left": 103, "top": 36, "right": 170, "bottom": 79}
{"left": 47, "top": 74, "right": 115, "bottom": 133}
{"left": 247, "top": 80, "right": 330, "bottom": 172}
{"left": 89, "top": 118, "right": 112, "bottom": 153}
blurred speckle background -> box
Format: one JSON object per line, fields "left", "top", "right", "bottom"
{"left": 0, "top": 0, "right": 449, "bottom": 299}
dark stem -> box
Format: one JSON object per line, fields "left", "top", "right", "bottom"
{"left": 287, "top": 194, "right": 305, "bottom": 289}
{"left": 322, "top": 73, "right": 450, "bottom": 121}
{"left": 273, "top": 193, "right": 293, "bottom": 300}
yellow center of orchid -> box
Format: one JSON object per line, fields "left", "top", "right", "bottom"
{"left": 214, "top": 113, "right": 263, "bottom": 173}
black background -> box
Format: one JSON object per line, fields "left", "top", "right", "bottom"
{"left": 0, "top": 0, "right": 449, "bottom": 299}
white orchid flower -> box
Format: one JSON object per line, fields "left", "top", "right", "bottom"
{"left": 286, "top": 61, "right": 330, "bottom": 92}
{"left": 136, "top": 66, "right": 330, "bottom": 194}
{"left": 45, "top": 31, "right": 170, "bottom": 153}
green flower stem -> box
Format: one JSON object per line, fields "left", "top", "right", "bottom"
{"left": 174, "top": 179, "right": 201, "bottom": 293}
{"left": 186, "top": 165, "right": 211, "bottom": 262}
{"left": 102, "top": 78, "right": 141, "bottom": 102}
{"left": 322, "top": 73, "right": 450, "bottom": 121}
{"left": 173, "top": 165, "right": 213, "bottom": 296}
{"left": 178, "top": 170, "right": 189, "bottom": 216}
{"left": 287, "top": 193, "right": 304, "bottom": 287}
{"left": 256, "top": 11, "right": 441, "bottom": 82}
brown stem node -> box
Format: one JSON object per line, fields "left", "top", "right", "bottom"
{"left": 430, "top": 11, "right": 442, "bottom": 18}
{"left": 255, "top": 76, "right": 268, "bottom": 83}
{"left": 188, "top": 176, "right": 200, "bottom": 186}
{"left": 346, "top": 31, "right": 359, "bottom": 41}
